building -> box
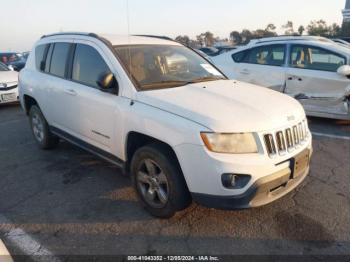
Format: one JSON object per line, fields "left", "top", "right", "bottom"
{"left": 343, "top": 0, "right": 350, "bottom": 22}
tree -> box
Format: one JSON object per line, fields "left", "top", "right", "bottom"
{"left": 203, "top": 31, "right": 215, "bottom": 46}
{"left": 282, "top": 21, "right": 295, "bottom": 35}
{"left": 196, "top": 34, "right": 205, "bottom": 47}
{"left": 298, "top": 25, "right": 305, "bottom": 36}
{"left": 265, "top": 23, "right": 276, "bottom": 32}
{"left": 229, "top": 31, "right": 242, "bottom": 45}
{"left": 307, "top": 20, "right": 341, "bottom": 37}
{"left": 240, "top": 29, "right": 253, "bottom": 44}
{"left": 175, "top": 35, "right": 191, "bottom": 46}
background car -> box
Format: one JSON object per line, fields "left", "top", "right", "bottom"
{"left": 199, "top": 47, "right": 219, "bottom": 56}
{"left": 212, "top": 36, "right": 350, "bottom": 120}
{"left": 0, "top": 52, "right": 26, "bottom": 71}
{"left": 22, "top": 51, "right": 30, "bottom": 61}
{"left": 215, "top": 46, "right": 237, "bottom": 55}
{"left": 0, "top": 62, "right": 19, "bottom": 105}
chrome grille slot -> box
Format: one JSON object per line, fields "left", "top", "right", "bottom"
{"left": 276, "top": 131, "right": 286, "bottom": 152}
{"left": 285, "top": 128, "right": 293, "bottom": 149}
{"left": 293, "top": 126, "right": 300, "bottom": 145}
{"left": 298, "top": 123, "right": 304, "bottom": 141}
{"left": 264, "top": 134, "right": 277, "bottom": 155}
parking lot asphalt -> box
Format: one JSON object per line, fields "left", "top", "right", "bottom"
{"left": 0, "top": 104, "right": 349, "bottom": 258}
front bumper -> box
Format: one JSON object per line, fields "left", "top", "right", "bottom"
{"left": 192, "top": 163, "right": 310, "bottom": 210}
{"left": 0, "top": 87, "right": 19, "bottom": 104}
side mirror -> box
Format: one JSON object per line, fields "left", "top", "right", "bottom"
{"left": 337, "top": 65, "right": 350, "bottom": 78}
{"left": 97, "top": 72, "right": 119, "bottom": 94}
{"left": 8, "top": 65, "right": 14, "bottom": 71}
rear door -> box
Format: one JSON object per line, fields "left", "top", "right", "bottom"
{"left": 233, "top": 44, "right": 287, "bottom": 92}
{"left": 285, "top": 44, "right": 350, "bottom": 116}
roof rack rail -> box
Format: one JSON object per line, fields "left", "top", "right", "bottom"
{"left": 41, "top": 32, "right": 99, "bottom": 39}
{"left": 133, "top": 35, "right": 174, "bottom": 41}
{"left": 246, "top": 35, "right": 333, "bottom": 46}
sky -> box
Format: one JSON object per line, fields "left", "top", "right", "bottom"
{"left": 0, "top": 0, "right": 346, "bottom": 51}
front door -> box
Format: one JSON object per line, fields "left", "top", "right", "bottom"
{"left": 285, "top": 44, "right": 350, "bottom": 116}
{"left": 62, "top": 42, "right": 122, "bottom": 153}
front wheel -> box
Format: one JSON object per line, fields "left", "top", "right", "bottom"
{"left": 131, "top": 144, "right": 191, "bottom": 218}
{"left": 29, "top": 105, "right": 59, "bottom": 150}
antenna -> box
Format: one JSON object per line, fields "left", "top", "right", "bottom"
{"left": 126, "top": 0, "right": 132, "bottom": 74}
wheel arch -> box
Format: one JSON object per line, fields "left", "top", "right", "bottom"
{"left": 125, "top": 132, "right": 183, "bottom": 175}
{"left": 23, "top": 95, "right": 39, "bottom": 115}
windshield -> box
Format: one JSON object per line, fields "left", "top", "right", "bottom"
{"left": 114, "top": 45, "right": 226, "bottom": 91}
{"left": 0, "top": 62, "right": 9, "bottom": 71}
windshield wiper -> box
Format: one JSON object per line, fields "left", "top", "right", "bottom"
{"left": 141, "top": 77, "right": 225, "bottom": 90}
{"left": 188, "top": 76, "right": 225, "bottom": 84}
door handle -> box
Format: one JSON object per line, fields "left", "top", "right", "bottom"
{"left": 64, "top": 89, "right": 77, "bottom": 96}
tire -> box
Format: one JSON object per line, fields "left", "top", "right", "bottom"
{"left": 29, "top": 105, "right": 59, "bottom": 150}
{"left": 131, "top": 144, "right": 191, "bottom": 218}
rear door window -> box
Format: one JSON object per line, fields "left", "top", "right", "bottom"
{"left": 49, "top": 43, "right": 71, "bottom": 78}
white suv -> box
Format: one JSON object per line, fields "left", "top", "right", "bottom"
{"left": 212, "top": 36, "right": 350, "bottom": 120}
{"left": 19, "top": 33, "right": 312, "bottom": 218}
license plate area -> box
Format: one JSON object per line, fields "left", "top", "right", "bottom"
{"left": 1, "top": 93, "right": 16, "bottom": 102}
{"left": 292, "top": 149, "right": 310, "bottom": 178}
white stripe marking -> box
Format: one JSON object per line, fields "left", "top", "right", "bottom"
{"left": 0, "top": 215, "right": 61, "bottom": 262}
{"left": 312, "top": 132, "right": 350, "bottom": 141}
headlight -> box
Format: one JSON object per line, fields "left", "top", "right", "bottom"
{"left": 200, "top": 132, "right": 258, "bottom": 154}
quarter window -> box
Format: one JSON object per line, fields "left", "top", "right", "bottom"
{"left": 290, "top": 45, "right": 346, "bottom": 72}
{"left": 72, "top": 44, "right": 110, "bottom": 88}
{"left": 49, "top": 43, "right": 71, "bottom": 78}
{"left": 35, "top": 44, "right": 48, "bottom": 71}
{"left": 232, "top": 51, "right": 247, "bottom": 63}
{"left": 243, "top": 45, "right": 286, "bottom": 66}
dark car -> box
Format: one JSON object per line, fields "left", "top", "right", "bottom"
{"left": 199, "top": 47, "right": 219, "bottom": 56}
{"left": 0, "top": 52, "right": 26, "bottom": 71}
{"left": 22, "top": 51, "right": 30, "bottom": 61}
{"left": 215, "top": 46, "right": 237, "bottom": 55}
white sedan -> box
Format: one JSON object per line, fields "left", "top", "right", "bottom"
{"left": 212, "top": 36, "right": 350, "bottom": 120}
{"left": 0, "top": 62, "right": 19, "bottom": 105}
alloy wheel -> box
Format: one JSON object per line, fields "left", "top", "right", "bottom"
{"left": 136, "top": 158, "right": 169, "bottom": 209}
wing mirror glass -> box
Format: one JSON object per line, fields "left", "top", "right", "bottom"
{"left": 97, "top": 72, "right": 119, "bottom": 94}
{"left": 337, "top": 65, "right": 350, "bottom": 78}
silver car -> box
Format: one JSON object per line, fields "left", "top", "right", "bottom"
{"left": 213, "top": 36, "right": 350, "bottom": 120}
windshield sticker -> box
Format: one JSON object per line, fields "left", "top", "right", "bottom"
{"left": 201, "top": 64, "right": 222, "bottom": 76}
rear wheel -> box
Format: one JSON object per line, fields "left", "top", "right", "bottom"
{"left": 29, "top": 105, "right": 59, "bottom": 150}
{"left": 131, "top": 144, "right": 191, "bottom": 218}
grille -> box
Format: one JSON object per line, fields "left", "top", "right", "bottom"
{"left": 264, "top": 120, "right": 308, "bottom": 156}
{"left": 0, "top": 84, "right": 18, "bottom": 91}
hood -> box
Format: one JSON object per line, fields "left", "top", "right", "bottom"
{"left": 0, "top": 71, "right": 18, "bottom": 84}
{"left": 136, "top": 80, "right": 305, "bottom": 133}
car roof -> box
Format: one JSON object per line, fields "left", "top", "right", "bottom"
{"left": 40, "top": 32, "right": 182, "bottom": 47}
{"left": 226, "top": 36, "right": 350, "bottom": 57}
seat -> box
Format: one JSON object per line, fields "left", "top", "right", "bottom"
{"left": 294, "top": 49, "right": 305, "bottom": 68}
{"left": 131, "top": 51, "right": 147, "bottom": 82}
